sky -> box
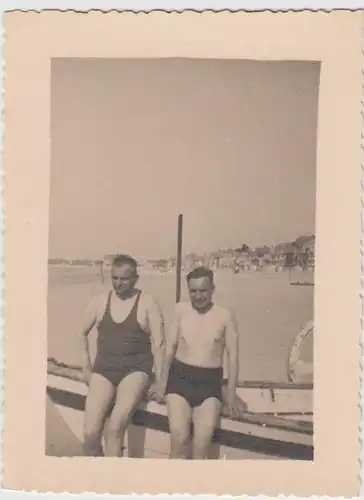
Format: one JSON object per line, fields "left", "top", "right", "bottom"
{"left": 50, "top": 58, "right": 320, "bottom": 260}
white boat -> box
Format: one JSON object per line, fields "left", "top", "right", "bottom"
{"left": 287, "top": 320, "right": 314, "bottom": 383}
{"left": 46, "top": 325, "right": 313, "bottom": 460}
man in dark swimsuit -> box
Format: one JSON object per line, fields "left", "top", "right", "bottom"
{"left": 79, "top": 254, "right": 165, "bottom": 456}
{"left": 156, "top": 266, "right": 241, "bottom": 459}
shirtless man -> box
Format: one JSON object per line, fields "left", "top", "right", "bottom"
{"left": 79, "top": 254, "right": 165, "bottom": 456}
{"left": 157, "top": 266, "right": 241, "bottom": 459}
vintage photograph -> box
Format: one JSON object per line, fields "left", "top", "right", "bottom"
{"left": 46, "top": 57, "right": 317, "bottom": 460}
{"left": 4, "top": 10, "right": 361, "bottom": 496}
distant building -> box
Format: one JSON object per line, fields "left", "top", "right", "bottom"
{"left": 294, "top": 235, "right": 315, "bottom": 251}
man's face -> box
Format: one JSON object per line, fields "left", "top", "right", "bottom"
{"left": 111, "top": 264, "right": 138, "bottom": 297}
{"left": 188, "top": 276, "right": 214, "bottom": 311}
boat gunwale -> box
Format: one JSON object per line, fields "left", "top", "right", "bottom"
{"left": 47, "top": 357, "right": 314, "bottom": 391}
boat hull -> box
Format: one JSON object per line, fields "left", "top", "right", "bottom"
{"left": 46, "top": 371, "right": 313, "bottom": 460}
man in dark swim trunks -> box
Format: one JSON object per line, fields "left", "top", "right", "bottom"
{"left": 79, "top": 254, "right": 165, "bottom": 457}
{"left": 156, "top": 266, "right": 241, "bottom": 459}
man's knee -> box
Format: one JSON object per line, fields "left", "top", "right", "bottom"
{"left": 193, "top": 434, "right": 212, "bottom": 448}
{"left": 170, "top": 430, "right": 190, "bottom": 458}
{"left": 193, "top": 428, "right": 216, "bottom": 452}
{"left": 105, "top": 413, "right": 129, "bottom": 440}
{"left": 171, "top": 427, "right": 190, "bottom": 451}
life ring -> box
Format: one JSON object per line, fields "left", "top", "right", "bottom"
{"left": 287, "top": 320, "right": 314, "bottom": 383}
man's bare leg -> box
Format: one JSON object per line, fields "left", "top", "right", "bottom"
{"left": 83, "top": 373, "right": 115, "bottom": 456}
{"left": 166, "top": 394, "right": 192, "bottom": 459}
{"left": 192, "top": 397, "right": 221, "bottom": 459}
{"left": 104, "top": 371, "right": 150, "bottom": 457}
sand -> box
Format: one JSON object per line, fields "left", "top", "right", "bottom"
{"left": 47, "top": 266, "right": 313, "bottom": 382}
{"left": 45, "top": 397, "right": 84, "bottom": 457}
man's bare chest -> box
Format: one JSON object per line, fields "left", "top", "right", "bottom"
{"left": 179, "top": 312, "right": 226, "bottom": 345}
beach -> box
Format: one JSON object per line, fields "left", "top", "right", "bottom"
{"left": 47, "top": 265, "right": 313, "bottom": 382}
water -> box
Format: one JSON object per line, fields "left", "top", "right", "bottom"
{"left": 47, "top": 266, "right": 314, "bottom": 382}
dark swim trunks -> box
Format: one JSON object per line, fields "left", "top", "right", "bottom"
{"left": 92, "top": 290, "right": 154, "bottom": 387}
{"left": 165, "top": 358, "right": 223, "bottom": 408}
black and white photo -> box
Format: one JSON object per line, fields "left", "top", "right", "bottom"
{"left": 46, "top": 57, "right": 318, "bottom": 460}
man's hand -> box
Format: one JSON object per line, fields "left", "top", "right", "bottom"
{"left": 148, "top": 382, "right": 166, "bottom": 404}
{"left": 82, "top": 364, "right": 93, "bottom": 386}
{"left": 227, "top": 394, "right": 248, "bottom": 420}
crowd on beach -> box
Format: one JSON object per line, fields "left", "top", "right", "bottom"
{"left": 48, "top": 235, "right": 315, "bottom": 277}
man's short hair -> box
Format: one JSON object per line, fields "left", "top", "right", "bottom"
{"left": 186, "top": 266, "right": 214, "bottom": 284}
{"left": 112, "top": 254, "right": 138, "bottom": 271}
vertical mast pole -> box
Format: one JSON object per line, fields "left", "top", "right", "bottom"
{"left": 176, "top": 214, "right": 183, "bottom": 303}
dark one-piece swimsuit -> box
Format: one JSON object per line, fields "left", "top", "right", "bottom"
{"left": 93, "top": 290, "right": 154, "bottom": 386}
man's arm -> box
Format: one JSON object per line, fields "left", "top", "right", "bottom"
{"left": 224, "top": 310, "right": 240, "bottom": 407}
{"left": 146, "top": 296, "right": 166, "bottom": 384}
{"left": 159, "top": 303, "right": 181, "bottom": 391}
{"left": 79, "top": 297, "right": 99, "bottom": 379}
